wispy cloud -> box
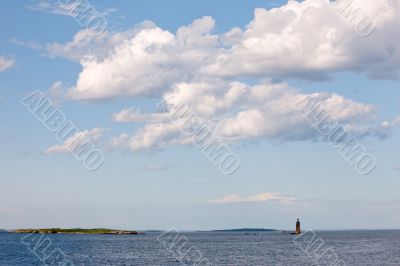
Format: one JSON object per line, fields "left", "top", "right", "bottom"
{"left": 208, "top": 192, "right": 295, "bottom": 204}
{"left": 45, "top": 81, "right": 66, "bottom": 107}
{"left": 27, "top": 0, "right": 117, "bottom": 17}
{"left": 44, "top": 127, "right": 106, "bottom": 155}
{"left": 112, "top": 107, "right": 169, "bottom": 123}
{"left": 142, "top": 164, "right": 171, "bottom": 172}
{"left": 380, "top": 116, "right": 400, "bottom": 129}
{"left": 27, "top": 0, "right": 71, "bottom": 16}
{"left": 9, "top": 37, "right": 42, "bottom": 50}
{"left": 393, "top": 117, "right": 400, "bottom": 126}
{"left": 0, "top": 56, "right": 15, "bottom": 72}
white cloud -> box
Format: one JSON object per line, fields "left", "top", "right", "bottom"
{"left": 110, "top": 123, "right": 184, "bottom": 151}
{"left": 10, "top": 37, "right": 42, "bottom": 50}
{"left": 65, "top": 16, "right": 218, "bottom": 100}
{"left": 27, "top": 0, "right": 117, "bottom": 17}
{"left": 46, "top": 21, "right": 156, "bottom": 62}
{"left": 45, "top": 81, "right": 66, "bottom": 106}
{"left": 34, "top": 0, "right": 400, "bottom": 151}
{"left": 112, "top": 107, "right": 169, "bottom": 123}
{"left": 204, "top": 0, "right": 400, "bottom": 80}
{"left": 44, "top": 128, "right": 106, "bottom": 154}
{"left": 27, "top": 0, "right": 72, "bottom": 16}
{"left": 67, "top": 27, "right": 178, "bottom": 99}
{"left": 47, "top": 0, "right": 400, "bottom": 102}
{"left": 375, "top": 116, "right": 400, "bottom": 138}
{"left": 110, "top": 81, "right": 379, "bottom": 151}
{"left": 209, "top": 192, "right": 295, "bottom": 204}
{"left": 142, "top": 164, "right": 171, "bottom": 171}
{"left": 0, "top": 56, "right": 15, "bottom": 72}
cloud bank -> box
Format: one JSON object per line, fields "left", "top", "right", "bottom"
{"left": 40, "top": 0, "right": 400, "bottom": 151}
{"left": 48, "top": 0, "right": 400, "bottom": 101}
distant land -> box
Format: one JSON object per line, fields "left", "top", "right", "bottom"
{"left": 211, "top": 228, "right": 279, "bottom": 232}
{"left": 12, "top": 228, "right": 144, "bottom": 235}
{"left": 5, "top": 228, "right": 282, "bottom": 234}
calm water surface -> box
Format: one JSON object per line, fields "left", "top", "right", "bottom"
{"left": 0, "top": 230, "right": 399, "bottom": 265}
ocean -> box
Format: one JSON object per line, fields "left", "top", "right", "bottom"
{"left": 0, "top": 230, "right": 399, "bottom": 265}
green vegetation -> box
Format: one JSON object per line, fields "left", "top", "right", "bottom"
{"left": 13, "top": 228, "right": 142, "bottom": 235}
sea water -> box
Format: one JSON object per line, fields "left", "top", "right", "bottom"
{"left": 0, "top": 230, "right": 399, "bottom": 265}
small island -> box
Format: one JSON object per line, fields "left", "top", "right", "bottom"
{"left": 212, "top": 228, "right": 278, "bottom": 232}
{"left": 12, "top": 228, "right": 144, "bottom": 235}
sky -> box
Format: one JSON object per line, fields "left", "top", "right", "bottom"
{"left": 0, "top": 0, "right": 399, "bottom": 231}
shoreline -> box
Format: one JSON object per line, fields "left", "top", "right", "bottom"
{"left": 10, "top": 228, "right": 144, "bottom": 235}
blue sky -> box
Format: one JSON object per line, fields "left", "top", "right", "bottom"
{"left": 0, "top": 0, "right": 399, "bottom": 231}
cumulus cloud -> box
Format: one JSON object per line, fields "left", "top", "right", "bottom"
{"left": 36, "top": 0, "right": 400, "bottom": 151}
{"left": 46, "top": 21, "right": 156, "bottom": 62}
{"left": 110, "top": 123, "right": 184, "bottom": 151}
{"left": 0, "top": 56, "right": 15, "bottom": 72}
{"left": 209, "top": 192, "right": 295, "bottom": 204}
{"left": 44, "top": 128, "right": 106, "bottom": 154}
{"left": 64, "top": 16, "right": 218, "bottom": 100}
{"left": 204, "top": 0, "right": 400, "bottom": 80}
{"left": 45, "top": 0, "right": 400, "bottom": 102}
{"left": 110, "top": 81, "right": 379, "bottom": 151}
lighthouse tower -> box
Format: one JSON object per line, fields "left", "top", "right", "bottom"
{"left": 296, "top": 219, "right": 301, "bottom": 234}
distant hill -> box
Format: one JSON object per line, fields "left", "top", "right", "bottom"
{"left": 212, "top": 228, "right": 278, "bottom": 232}
{"left": 0, "top": 229, "right": 9, "bottom": 233}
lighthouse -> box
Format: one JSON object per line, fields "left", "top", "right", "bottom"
{"left": 296, "top": 219, "right": 301, "bottom": 234}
